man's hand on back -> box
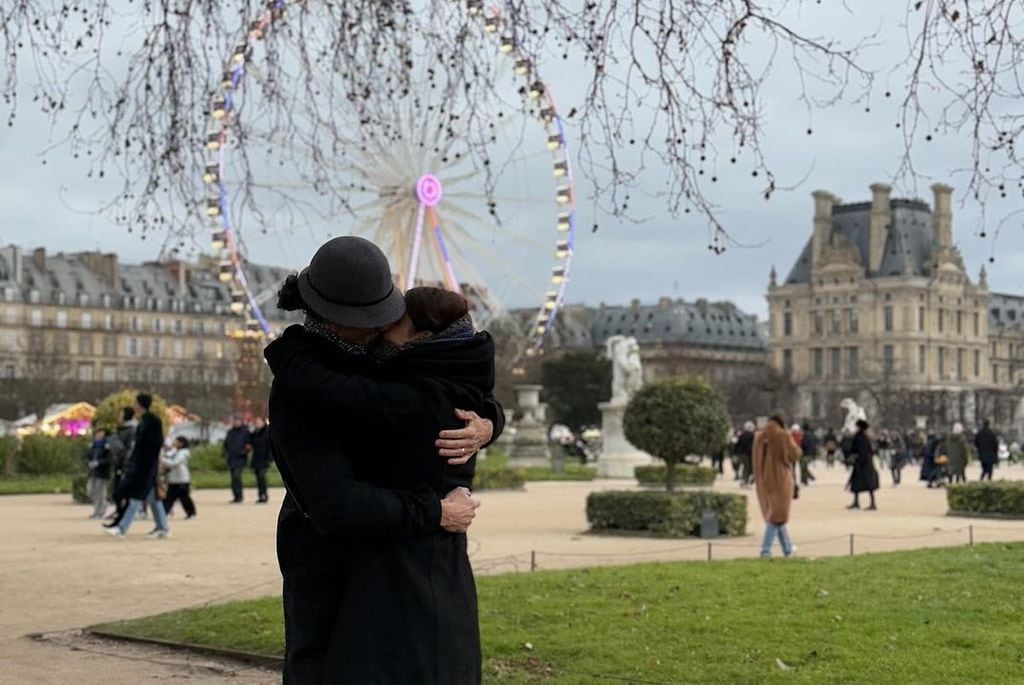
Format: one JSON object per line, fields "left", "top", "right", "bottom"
{"left": 439, "top": 487, "right": 480, "bottom": 533}
{"left": 437, "top": 409, "right": 493, "bottom": 465}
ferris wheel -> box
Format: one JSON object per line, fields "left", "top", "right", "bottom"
{"left": 202, "top": 0, "right": 577, "bottom": 355}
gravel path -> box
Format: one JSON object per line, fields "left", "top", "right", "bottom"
{"left": 3, "top": 462, "right": 1022, "bottom": 683}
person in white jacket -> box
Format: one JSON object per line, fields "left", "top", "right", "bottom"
{"left": 161, "top": 436, "right": 196, "bottom": 519}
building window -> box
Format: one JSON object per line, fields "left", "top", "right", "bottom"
{"left": 126, "top": 338, "right": 139, "bottom": 357}
{"left": 956, "top": 311, "right": 963, "bottom": 335}
{"left": 80, "top": 312, "right": 92, "bottom": 329}
{"left": 102, "top": 365, "right": 117, "bottom": 382}
{"left": 782, "top": 349, "right": 793, "bottom": 377}
{"left": 973, "top": 312, "right": 979, "bottom": 337}
{"left": 829, "top": 347, "right": 841, "bottom": 379}
{"left": 992, "top": 364, "right": 998, "bottom": 384}
{"left": 939, "top": 347, "right": 946, "bottom": 378}
{"left": 812, "top": 348, "right": 823, "bottom": 379}
{"left": 30, "top": 309, "right": 42, "bottom": 326}
{"left": 103, "top": 335, "right": 117, "bottom": 358}
{"left": 195, "top": 321, "right": 206, "bottom": 336}
{"left": 77, "top": 364, "right": 94, "bottom": 382}
{"left": 153, "top": 318, "right": 162, "bottom": 333}
{"left": 848, "top": 309, "right": 859, "bottom": 334}
{"left": 830, "top": 310, "right": 841, "bottom": 335}
{"left": 783, "top": 312, "right": 792, "bottom": 337}
{"left": 812, "top": 311, "right": 823, "bottom": 337}
{"left": 77, "top": 334, "right": 93, "bottom": 356}
{"left": 974, "top": 350, "right": 980, "bottom": 377}
{"left": 53, "top": 332, "right": 70, "bottom": 354}
{"left": 194, "top": 340, "right": 205, "bottom": 359}
{"left": 54, "top": 310, "right": 67, "bottom": 328}
{"left": 938, "top": 309, "right": 945, "bottom": 333}
{"left": 104, "top": 314, "right": 114, "bottom": 330}
{"left": 957, "top": 348, "right": 964, "bottom": 380}
{"left": 174, "top": 319, "right": 183, "bottom": 334}
{"left": 847, "top": 347, "right": 859, "bottom": 379}
{"left": 919, "top": 345, "right": 926, "bottom": 374}
{"left": 883, "top": 345, "right": 894, "bottom": 374}
{"left": 883, "top": 306, "right": 894, "bottom": 332}
{"left": 173, "top": 341, "right": 184, "bottom": 359}
{"left": 131, "top": 316, "right": 140, "bottom": 332}
{"left": 918, "top": 307, "right": 925, "bottom": 332}
{"left": 151, "top": 339, "right": 161, "bottom": 358}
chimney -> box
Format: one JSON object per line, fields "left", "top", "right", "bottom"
{"left": 931, "top": 183, "right": 953, "bottom": 248}
{"left": 811, "top": 190, "right": 837, "bottom": 268}
{"left": 32, "top": 247, "right": 46, "bottom": 271}
{"left": 868, "top": 182, "right": 892, "bottom": 274}
{"left": 80, "top": 252, "right": 118, "bottom": 287}
{"left": 658, "top": 296, "right": 672, "bottom": 309}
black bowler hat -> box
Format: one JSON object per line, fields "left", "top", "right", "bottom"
{"left": 296, "top": 236, "right": 406, "bottom": 328}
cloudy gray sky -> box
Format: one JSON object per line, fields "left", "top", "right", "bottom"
{"left": 2, "top": 1, "right": 1020, "bottom": 321}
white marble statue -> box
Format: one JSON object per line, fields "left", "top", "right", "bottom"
{"left": 839, "top": 397, "right": 867, "bottom": 436}
{"left": 606, "top": 335, "right": 643, "bottom": 404}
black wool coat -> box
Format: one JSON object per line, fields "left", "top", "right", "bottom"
{"left": 975, "top": 427, "right": 999, "bottom": 465}
{"left": 223, "top": 426, "right": 251, "bottom": 468}
{"left": 264, "top": 325, "right": 502, "bottom": 685}
{"left": 848, "top": 429, "right": 879, "bottom": 493}
{"left": 115, "top": 412, "right": 163, "bottom": 501}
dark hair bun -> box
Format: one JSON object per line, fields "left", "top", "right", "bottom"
{"left": 404, "top": 287, "right": 469, "bottom": 333}
{"left": 277, "top": 274, "right": 307, "bottom": 312}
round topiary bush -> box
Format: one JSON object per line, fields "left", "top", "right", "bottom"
{"left": 93, "top": 389, "right": 170, "bottom": 436}
{"left": 635, "top": 464, "right": 716, "bottom": 487}
{"left": 623, "top": 378, "right": 731, "bottom": 491}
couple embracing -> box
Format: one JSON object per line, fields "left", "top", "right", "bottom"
{"left": 265, "top": 236, "right": 503, "bottom": 684}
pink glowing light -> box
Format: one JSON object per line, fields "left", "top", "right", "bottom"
{"left": 416, "top": 174, "right": 443, "bottom": 208}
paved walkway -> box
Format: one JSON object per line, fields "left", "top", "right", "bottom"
{"left": 2, "top": 462, "right": 1023, "bottom": 683}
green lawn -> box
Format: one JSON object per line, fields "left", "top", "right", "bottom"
{"left": 92, "top": 543, "right": 1024, "bottom": 683}
{"left": 483, "top": 451, "right": 596, "bottom": 482}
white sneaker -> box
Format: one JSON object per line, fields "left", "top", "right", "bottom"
{"left": 146, "top": 529, "right": 171, "bottom": 539}
{"left": 785, "top": 545, "right": 798, "bottom": 558}
{"left": 104, "top": 527, "right": 125, "bottom": 538}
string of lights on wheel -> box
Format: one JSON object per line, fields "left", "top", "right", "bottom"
{"left": 202, "top": 0, "right": 577, "bottom": 355}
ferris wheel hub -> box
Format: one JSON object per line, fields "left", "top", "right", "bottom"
{"left": 415, "top": 173, "right": 443, "bottom": 208}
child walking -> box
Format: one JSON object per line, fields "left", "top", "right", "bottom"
{"left": 161, "top": 436, "right": 196, "bottom": 519}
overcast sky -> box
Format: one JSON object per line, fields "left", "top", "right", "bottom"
{"left": 2, "top": 1, "right": 1021, "bottom": 320}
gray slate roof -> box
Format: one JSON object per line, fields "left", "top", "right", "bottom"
{"left": 990, "top": 292, "right": 1024, "bottom": 330}
{"left": 785, "top": 199, "right": 936, "bottom": 284}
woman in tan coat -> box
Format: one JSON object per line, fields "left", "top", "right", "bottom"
{"left": 754, "top": 415, "right": 802, "bottom": 558}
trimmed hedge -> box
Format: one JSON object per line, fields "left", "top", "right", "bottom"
{"left": 635, "top": 464, "right": 716, "bottom": 488}
{"left": 474, "top": 467, "right": 525, "bottom": 491}
{"left": 587, "top": 490, "right": 747, "bottom": 537}
{"left": 16, "top": 435, "right": 89, "bottom": 475}
{"left": 948, "top": 481, "right": 1024, "bottom": 518}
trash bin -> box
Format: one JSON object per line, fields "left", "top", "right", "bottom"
{"left": 699, "top": 510, "right": 719, "bottom": 539}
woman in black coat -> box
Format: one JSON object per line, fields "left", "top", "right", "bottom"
{"left": 266, "top": 286, "right": 494, "bottom": 684}
{"left": 847, "top": 419, "right": 879, "bottom": 510}
{"left": 249, "top": 417, "right": 271, "bottom": 503}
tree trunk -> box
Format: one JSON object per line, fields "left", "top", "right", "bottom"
{"left": 665, "top": 460, "right": 676, "bottom": 492}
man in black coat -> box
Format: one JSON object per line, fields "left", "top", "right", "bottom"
{"left": 249, "top": 416, "right": 272, "bottom": 503}
{"left": 223, "top": 415, "right": 251, "bottom": 503}
{"left": 106, "top": 393, "right": 169, "bottom": 538}
{"left": 268, "top": 237, "right": 500, "bottom": 684}
{"left": 974, "top": 419, "right": 999, "bottom": 481}
{"left": 733, "top": 421, "right": 756, "bottom": 486}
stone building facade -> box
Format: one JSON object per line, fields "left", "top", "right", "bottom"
{"left": 767, "top": 183, "right": 1024, "bottom": 430}
{"left": 0, "top": 245, "right": 294, "bottom": 417}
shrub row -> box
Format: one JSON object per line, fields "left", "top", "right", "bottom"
{"left": 14, "top": 435, "right": 91, "bottom": 475}
{"left": 474, "top": 467, "right": 525, "bottom": 491}
{"left": 587, "top": 490, "right": 747, "bottom": 538}
{"left": 634, "top": 464, "right": 717, "bottom": 487}
{"left": 948, "top": 481, "right": 1024, "bottom": 518}
{"left": 0, "top": 435, "right": 17, "bottom": 474}
{"left": 188, "top": 443, "right": 228, "bottom": 472}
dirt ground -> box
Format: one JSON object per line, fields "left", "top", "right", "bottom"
{"left": 3, "top": 462, "right": 1023, "bottom": 684}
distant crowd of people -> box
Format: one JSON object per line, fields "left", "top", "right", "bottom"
{"left": 724, "top": 415, "right": 1014, "bottom": 559}
{"left": 81, "top": 398, "right": 275, "bottom": 539}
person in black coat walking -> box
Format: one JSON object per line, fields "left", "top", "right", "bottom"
{"left": 974, "top": 419, "right": 999, "bottom": 481}
{"left": 799, "top": 423, "right": 818, "bottom": 486}
{"left": 103, "top": 407, "right": 137, "bottom": 528}
{"left": 733, "top": 421, "right": 756, "bottom": 486}
{"left": 249, "top": 416, "right": 271, "bottom": 503}
{"left": 106, "top": 393, "right": 170, "bottom": 538}
{"left": 223, "top": 416, "right": 251, "bottom": 503}
{"left": 847, "top": 419, "right": 879, "bottom": 510}
{"left": 83, "top": 429, "right": 112, "bottom": 519}
{"left": 265, "top": 237, "right": 502, "bottom": 685}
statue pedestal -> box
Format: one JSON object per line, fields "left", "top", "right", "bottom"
{"left": 597, "top": 401, "right": 653, "bottom": 478}
{"left": 508, "top": 385, "right": 551, "bottom": 468}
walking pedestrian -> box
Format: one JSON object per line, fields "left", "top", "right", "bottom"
{"left": 943, "top": 422, "right": 971, "bottom": 484}
{"left": 888, "top": 430, "right": 907, "bottom": 486}
{"left": 105, "top": 393, "right": 170, "bottom": 539}
{"left": 847, "top": 419, "right": 879, "bottom": 510}
{"left": 103, "top": 407, "right": 136, "bottom": 528}
{"left": 161, "top": 436, "right": 196, "bottom": 519}
{"left": 974, "top": 419, "right": 998, "bottom": 481}
{"left": 754, "top": 414, "right": 802, "bottom": 558}
{"left": 83, "top": 429, "right": 112, "bottom": 519}
{"left": 823, "top": 428, "right": 839, "bottom": 467}
{"left": 223, "top": 414, "right": 251, "bottom": 503}
{"left": 250, "top": 416, "right": 271, "bottom": 503}
{"left": 734, "top": 421, "right": 756, "bottom": 487}
{"left": 799, "top": 423, "right": 818, "bottom": 486}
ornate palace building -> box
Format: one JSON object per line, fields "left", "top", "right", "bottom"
{"left": 0, "top": 245, "right": 295, "bottom": 418}
{"left": 767, "top": 183, "right": 1024, "bottom": 430}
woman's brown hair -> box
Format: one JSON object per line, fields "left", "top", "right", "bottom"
{"left": 404, "top": 287, "right": 469, "bottom": 333}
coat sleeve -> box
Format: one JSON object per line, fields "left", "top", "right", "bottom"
{"left": 269, "top": 422, "right": 440, "bottom": 539}
{"left": 481, "top": 396, "right": 504, "bottom": 447}
{"left": 161, "top": 450, "right": 185, "bottom": 469}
